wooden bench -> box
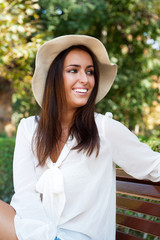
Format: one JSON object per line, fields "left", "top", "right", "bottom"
{"left": 116, "top": 168, "right": 160, "bottom": 240}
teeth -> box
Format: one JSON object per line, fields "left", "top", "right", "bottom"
{"left": 73, "top": 89, "right": 87, "bottom": 93}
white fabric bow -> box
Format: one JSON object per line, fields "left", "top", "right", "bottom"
{"left": 36, "top": 161, "right": 66, "bottom": 226}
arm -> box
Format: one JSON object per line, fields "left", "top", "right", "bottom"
{"left": 10, "top": 118, "right": 56, "bottom": 240}
{"left": 105, "top": 116, "right": 160, "bottom": 181}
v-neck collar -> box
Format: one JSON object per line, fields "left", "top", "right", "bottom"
{"left": 46, "top": 136, "right": 76, "bottom": 168}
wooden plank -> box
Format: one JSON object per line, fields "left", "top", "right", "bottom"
{"left": 116, "top": 213, "right": 160, "bottom": 236}
{"left": 116, "top": 181, "right": 160, "bottom": 199}
{"left": 117, "top": 196, "right": 160, "bottom": 217}
{"left": 116, "top": 168, "right": 135, "bottom": 180}
{"left": 116, "top": 230, "right": 142, "bottom": 240}
{"left": 116, "top": 168, "right": 160, "bottom": 186}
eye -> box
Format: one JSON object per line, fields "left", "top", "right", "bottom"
{"left": 86, "top": 69, "right": 94, "bottom": 75}
{"left": 68, "top": 69, "right": 78, "bottom": 73}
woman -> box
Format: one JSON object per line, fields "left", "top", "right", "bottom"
{"left": 0, "top": 35, "right": 160, "bottom": 240}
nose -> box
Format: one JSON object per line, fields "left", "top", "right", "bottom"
{"left": 78, "top": 70, "right": 88, "bottom": 84}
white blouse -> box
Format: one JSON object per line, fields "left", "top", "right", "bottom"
{"left": 10, "top": 112, "right": 160, "bottom": 240}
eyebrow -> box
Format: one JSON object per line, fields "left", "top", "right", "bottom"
{"left": 65, "top": 64, "right": 94, "bottom": 68}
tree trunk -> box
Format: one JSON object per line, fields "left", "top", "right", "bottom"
{"left": 0, "top": 78, "right": 14, "bottom": 136}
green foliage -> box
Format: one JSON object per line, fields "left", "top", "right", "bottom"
{"left": 0, "top": 0, "right": 160, "bottom": 130}
{"left": 0, "top": 0, "right": 42, "bottom": 123}
{"left": 38, "top": 0, "right": 107, "bottom": 37}
{"left": 138, "top": 136, "right": 160, "bottom": 152}
{"left": 0, "top": 137, "right": 15, "bottom": 203}
{"left": 38, "top": 0, "right": 160, "bottom": 131}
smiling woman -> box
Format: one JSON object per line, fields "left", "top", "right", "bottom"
{"left": 0, "top": 35, "right": 160, "bottom": 240}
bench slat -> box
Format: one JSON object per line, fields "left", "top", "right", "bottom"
{"left": 117, "top": 195, "right": 160, "bottom": 217}
{"left": 116, "top": 168, "right": 160, "bottom": 186}
{"left": 116, "top": 230, "right": 142, "bottom": 240}
{"left": 117, "top": 213, "right": 160, "bottom": 236}
{"left": 116, "top": 180, "right": 160, "bottom": 199}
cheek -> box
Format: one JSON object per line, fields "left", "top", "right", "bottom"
{"left": 90, "top": 77, "right": 95, "bottom": 89}
{"left": 63, "top": 73, "right": 75, "bottom": 89}
{"left": 63, "top": 75, "right": 70, "bottom": 91}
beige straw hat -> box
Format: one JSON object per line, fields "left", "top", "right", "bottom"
{"left": 32, "top": 35, "right": 117, "bottom": 107}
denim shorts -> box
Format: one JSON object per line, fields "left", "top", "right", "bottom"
{"left": 54, "top": 237, "right": 61, "bottom": 240}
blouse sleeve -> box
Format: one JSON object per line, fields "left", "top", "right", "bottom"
{"left": 104, "top": 114, "right": 160, "bottom": 181}
{"left": 10, "top": 118, "right": 56, "bottom": 240}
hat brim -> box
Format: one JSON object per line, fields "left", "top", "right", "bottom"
{"left": 32, "top": 35, "right": 117, "bottom": 107}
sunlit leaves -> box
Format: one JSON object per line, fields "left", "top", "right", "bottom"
{"left": 0, "top": 0, "right": 159, "bottom": 132}
{"left": 0, "top": 0, "right": 42, "bottom": 122}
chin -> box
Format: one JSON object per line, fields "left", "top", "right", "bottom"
{"left": 76, "top": 101, "right": 88, "bottom": 108}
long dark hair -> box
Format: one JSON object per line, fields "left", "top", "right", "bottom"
{"left": 34, "top": 45, "right": 100, "bottom": 166}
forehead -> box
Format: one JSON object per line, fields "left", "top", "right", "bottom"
{"left": 64, "top": 49, "right": 93, "bottom": 65}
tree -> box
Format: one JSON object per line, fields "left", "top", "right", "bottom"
{"left": 0, "top": 0, "right": 42, "bottom": 133}
{"left": 0, "top": 0, "right": 159, "bottom": 134}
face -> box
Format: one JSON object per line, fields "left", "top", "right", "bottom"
{"left": 63, "top": 49, "right": 95, "bottom": 113}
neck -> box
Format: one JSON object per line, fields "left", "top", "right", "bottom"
{"left": 61, "top": 109, "right": 76, "bottom": 130}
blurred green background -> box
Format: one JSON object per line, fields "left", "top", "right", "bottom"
{"left": 0, "top": 0, "right": 160, "bottom": 202}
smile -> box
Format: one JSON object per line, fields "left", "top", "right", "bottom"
{"left": 73, "top": 88, "right": 88, "bottom": 93}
